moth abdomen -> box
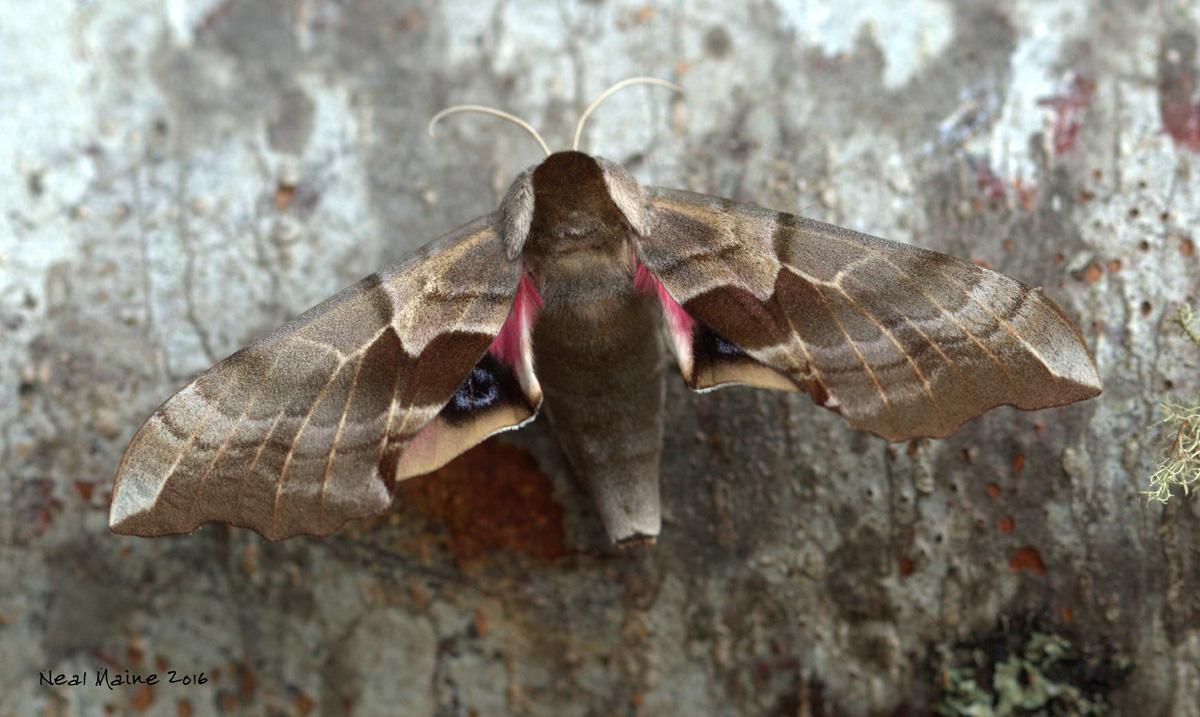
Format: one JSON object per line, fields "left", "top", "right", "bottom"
{"left": 529, "top": 248, "right": 667, "bottom": 544}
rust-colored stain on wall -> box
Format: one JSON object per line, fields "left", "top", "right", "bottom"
{"left": 398, "top": 440, "right": 566, "bottom": 564}
{"left": 1009, "top": 546, "right": 1047, "bottom": 576}
{"left": 132, "top": 684, "right": 155, "bottom": 712}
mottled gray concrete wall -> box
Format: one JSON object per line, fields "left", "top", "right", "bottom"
{"left": 2, "top": 0, "right": 1199, "bottom": 715}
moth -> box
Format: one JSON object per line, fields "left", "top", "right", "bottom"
{"left": 111, "top": 80, "right": 1101, "bottom": 546}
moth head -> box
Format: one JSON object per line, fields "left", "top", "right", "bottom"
{"left": 431, "top": 78, "right": 679, "bottom": 259}
{"left": 521, "top": 151, "right": 651, "bottom": 242}
{"left": 499, "top": 152, "right": 652, "bottom": 264}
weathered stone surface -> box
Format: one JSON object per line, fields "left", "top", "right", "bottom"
{"left": 3, "top": 0, "right": 1198, "bottom": 714}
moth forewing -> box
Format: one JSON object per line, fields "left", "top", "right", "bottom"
{"left": 636, "top": 188, "right": 1102, "bottom": 442}
{"left": 110, "top": 216, "right": 537, "bottom": 540}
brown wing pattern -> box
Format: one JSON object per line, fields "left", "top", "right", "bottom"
{"left": 638, "top": 188, "right": 1101, "bottom": 442}
{"left": 111, "top": 214, "right": 529, "bottom": 540}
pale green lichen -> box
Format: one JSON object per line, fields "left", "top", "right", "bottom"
{"left": 935, "top": 626, "right": 1130, "bottom": 716}
{"left": 1144, "top": 303, "right": 1200, "bottom": 503}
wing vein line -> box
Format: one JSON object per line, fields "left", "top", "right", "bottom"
{"left": 823, "top": 267, "right": 978, "bottom": 404}
{"left": 830, "top": 279, "right": 948, "bottom": 427}
{"left": 373, "top": 332, "right": 408, "bottom": 482}
{"left": 871, "top": 256, "right": 1025, "bottom": 399}
{"left": 147, "top": 373, "right": 241, "bottom": 520}
{"left": 897, "top": 315, "right": 980, "bottom": 403}
{"left": 270, "top": 352, "right": 349, "bottom": 533}
{"left": 317, "top": 351, "right": 368, "bottom": 529}
{"left": 723, "top": 270, "right": 817, "bottom": 386}
{"left": 805, "top": 281, "right": 900, "bottom": 437}
{"left": 936, "top": 270, "right": 1062, "bottom": 392}
{"left": 232, "top": 392, "right": 293, "bottom": 523}
{"left": 184, "top": 351, "right": 286, "bottom": 522}
{"left": 767, "top": 278, "right": 827, "bottom": 396}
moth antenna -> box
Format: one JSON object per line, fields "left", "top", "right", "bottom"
{"left": 428, "top": 105, "right": 552, "bottom": 158}
{"left": 572, "top": 77, "right": 683, "bottom": 152}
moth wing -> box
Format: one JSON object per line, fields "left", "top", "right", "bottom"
{"left": 111, "top": 214, "right": 541, "bottom": 540}
{"left": 636, "top": 188, "right": 1101, "bottom": 442}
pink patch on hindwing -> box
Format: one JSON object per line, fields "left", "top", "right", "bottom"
{"left": 489, "top": 274, "right": 542, "bottom": 368}
{"left": 635, "top": 264, "right": 695, "bottom": 351}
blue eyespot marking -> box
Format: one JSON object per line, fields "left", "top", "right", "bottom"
{"left": 452, "top": 366, "right": 500, "bottom": 411}
{"left": 714, "top": 335, "right": 741, "bottom": 355}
